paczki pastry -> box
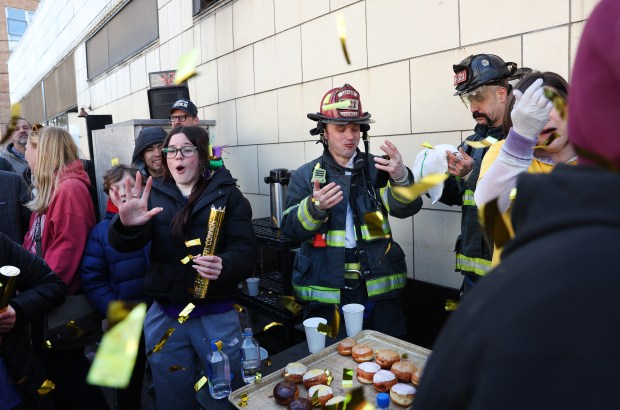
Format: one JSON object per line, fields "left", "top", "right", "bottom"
{"left": 283, "top": 362, "right": 307, "bottom": 384}
{"left": 390, "top": 383, "right": 416, "bottom": 407}
{"left": 351, "top": 344, "right": 373, "bottom": 363}
{"left": 356, "top": 362, "right": 381, "bottom": 384}
{"left": 373, "top": 369, "right": 397, "bottom": 393}
{"left": 273, "top": 380, "right": 299, "bottom": 405}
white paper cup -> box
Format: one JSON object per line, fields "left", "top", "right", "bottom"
{"left": 342, "top": 303, "right": 365, "bottom": 336}
{"left": 260, "top": 347, "right": 268, "bottom": 360}
{"left": 303, "top": 317, "right": 327, "bottom": 353}
{"left": 246, "top": 277, "right": 260, "bottom": 296}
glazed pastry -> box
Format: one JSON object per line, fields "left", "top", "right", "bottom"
{"left": 351, "top": 344, "right": 373, "bottom": 363}
{"left": 283, "top": 362, "right": 308, "bottom": 384}
{"left": 391, "top": 360, "right": 417, "bottom": 382}
{"left": 373, "top": 369, "right": 397, "bottom": 393}
{"left": 273, "top": 380, "right": 299, "bottom": 405}
{"left": 302, "top": 368, "right": 328, "bottom": 389}
{"left": 375, "top": 349, "right": 400, "bottom": 369}
{"left": 356, "top": 362, "right": 381, "bottom": 384}
{"left": 390, "top": 383, "right": 416, "bottom": 407}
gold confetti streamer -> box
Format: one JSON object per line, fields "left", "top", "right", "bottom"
{"left": 148, "top": 328, "right": 175, "bottom": 356}
{"left": 317, "top": 305, "right": 340, "bottom": 339}
{"left": 180, "top": 255, "right": 193, "bottom": 264}
{"left": 87, "top": 304, "right": 147, "bottom": 388}
{"left": 311, "top": 389, "right": 321, "bottom": 406}
{"left": 466, "top": 136, "right": 498, "bottom": 149}
{"left": 280, "top": 296, "right": 303, "bottom": 315}
{"left": 543, "top": 86, "right": 567, "bottom": 120}
{"left": 254, "top": 372, "right": 262, "bottom": 383}
{"left": 184, "top": 238, "right": 201, "bottom": 247}
{"left": 174, "top": 48, "right": 199, "bottom": 84}
{"left": 265, "top": 358, "right": 272, "bottom": 367}
{"left": 238, "top": 392, "right": 249, "bottom": 407}
{"left": 177, "top": 303, "right": 195, "bottom": 324}
{"left": 391, "top": 173, "right": 449, "bottom": 202}
{"left": 169, "top": 365, "right": 187, "bottom": 373}
{"left": 233, "top": 304, "right": 245, "bottom": 313}
{"left": 401, "top": 353, "right": 409, "bottom": 360}
{"left": 325, "top": 369, "right": 333, "bottom": 386}
{"left": 342, "top": 368, "right": 353, "bottom": 388}
{"left": 478, "top": 197, "right": 514, "bottom": 250}
{"left": 66, "top": 320, "right": 85, "bottom": 337}
{"left": 421, "top": 142, "right": 435, "bottom": 149}
{"left": 37, "top": 379, "right": 55, "bottom": 396}
{"left": 363, "top": 210, "right": 390, "bottom": 239}
{"left": 194, "top": 375, "right": 207, "bottom": 392}
{"left": 44, "top": 340, "right": 52, "bottom": 349}
{"left": 336, "top": 14, "right": 351, "bottom": 65}
{"left": 111, "top": 157, "right": 119, "bottom": 166}
{"left": 445, "top": 299, "right": 459, "bottom": 311}
{"left": 263, "top": 322, "right": 283, "bottom": 331}
{"left": 534, "top": 132, "right": 560, "bottom": 149}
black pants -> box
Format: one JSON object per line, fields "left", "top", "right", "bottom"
{"left": 36, "top": 347, "right": 108, "bottom": 410}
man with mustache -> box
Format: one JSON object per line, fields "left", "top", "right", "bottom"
{"left": 0, "top": 118, "right": 31, "bottom": 175}
{"left": 439, "top": 54, "right": 522, "bottom": 297}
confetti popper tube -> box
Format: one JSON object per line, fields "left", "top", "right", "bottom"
{"left": 193, "top": 206, "right": 226, "bottom": 298}
{"left": 0, "top": 266, "right": 20, "bottom": 311}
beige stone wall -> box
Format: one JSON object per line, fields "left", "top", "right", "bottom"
{"left": 10, "top": 0, "right": 602, "bottom": 287}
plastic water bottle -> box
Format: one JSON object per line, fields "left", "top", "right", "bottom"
{"left": 206, "top": 339, "right": 231, "bottom": 399}
{"left": 240, "top": 328, "right": 262, "bottom": 383}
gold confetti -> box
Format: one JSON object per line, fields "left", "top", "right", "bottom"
{"left": 281, "top": 296, "right": 303, "bottom": 315}
{"left": 44, "top": 340, "right": 52, "bottom": 349}
{"left": 254, "top": 372, "right": 262, "bottom": 383}
{"left": 466, "top": 136, "right": 498, "bottom": 149}
{"left": 478, "top": 197, "right": 514, "bottom": 250}
{"left": 445, "top": 299, "right": 459, "bottom": 311}
{"left": 543, "top": 86, "right": 567, "bottom": 120}
{"left": 169, "top": 365, "right": 187, "bottom": 373}
{"left": 87, "top": 304, "right": 147, "bottom": 388}
{"left": 177, "top": 303, "right": 195, "bottom": 324}
{"left": 401, "top": 353, "right": 409, "bottom": 360}
{"left": 535, "top": 132, "right": 560, "bottom": 149}
{"left": 265, "top": 358, "right": 272, "bottom": 367}
{"left": 317, "top": 305, "right": 340, "bottom": 339}
{"left": 336, "top": 14, "right": 351, "bottom": 64}
{"left": 363, "top": 210, "right": 390, "bottom": 239}
{"left": 66, "top": 320, "right": 85, "bottom": 337}
{"left": 421, "top": 142, "right": 435, "bottom": 149}
{"left": 37, "top": 379, "right": 55, "bottom": 396}
{"left": 15, "top": 376, "right": 28, "bottom": 385}
{"left": 311, "top": 389, "right": 321, "bottom": 406}
{"left": 174, "top": 48, "right": 199, "bottom": 84}
{"left": 342, "top": 368, "right": 353, "bottom": 388}
{"left": 148, "top": 327, "right": 175, "bottom": 356}
{"left": 180, "top": 255, "right": 193, "bottom": 264}
{"left": 194, "top": 375, "right": 208, "bottom": 392}
{"left": 111, "top": 157, "right": 119, "bottom": 166}
{"left": 184, "top": 238, "right": 201, "bottom": 247}
{"left": 391, "top": 173, "right": 449, "bottom": 202}
{"left": 233, "top": 304, "right": 245, "bottom": 313}
{"left": 325, "top": 369, "right": 333, "bottom": 385}
{"left": 238, "top": 392, "right": 249, "bottom": 407}
{"left": 263, "top": 322, "right": 283, "bottom": 331}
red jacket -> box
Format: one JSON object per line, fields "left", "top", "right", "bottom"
{"left": 23, "top": 159, "right": 95, "bottom": 293}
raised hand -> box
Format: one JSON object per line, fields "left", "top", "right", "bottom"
{"left": 374, "top": 140, "right": 407, "bottom": 180}
{"left": 312, "top": 180, "right": 343, "bottom": 211}
{"left": 446, "top": 148, "right": 474, "bottom": 177}
{"left": 109, "top": 172, "right": 163, "bottom": 227}
{"left": 511, "top": 78, "right": 553, "bottom": 139}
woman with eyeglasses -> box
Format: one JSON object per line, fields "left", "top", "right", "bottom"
{"left": 109, "top": 126, "right": 257, "bottom": 409}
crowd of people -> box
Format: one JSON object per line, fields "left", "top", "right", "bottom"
{"left": 0, "top": 0, "right": 618, "bottom": 407}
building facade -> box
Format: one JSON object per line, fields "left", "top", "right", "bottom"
{"left": 0, "top": 0, "right": 38, "bottom": 132}
{"left": 8, "top": 0, "right": 600, "bottom": 288}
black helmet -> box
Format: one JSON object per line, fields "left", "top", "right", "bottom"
{"left": 453, "top": 54, "right": 518, "bottom": 96}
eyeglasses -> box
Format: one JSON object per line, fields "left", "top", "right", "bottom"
{"left": 459, "top": 85, "right": 495, "bottom": 108}
{"left": 169, "top": 114, "right": 193, "bottom": 123}
{"left": 162, "top": 146, "right": 198, "bottom": 159}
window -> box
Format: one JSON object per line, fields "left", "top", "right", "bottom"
{"left": 86, "top": 0, "right": 158, "bottom": 80}
{"left": 193, "top": 0, "right": 224, "bottom": 15}
{"left": 6, "top": 7, "right": 34, "bottom": 51}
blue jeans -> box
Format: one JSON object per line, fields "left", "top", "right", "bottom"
{"left": 144, "top": 302, "right": 242, "bottom": 410}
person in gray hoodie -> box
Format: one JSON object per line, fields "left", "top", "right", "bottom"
{"left": 131, "top": 127, "right": 167, "bottom": 177}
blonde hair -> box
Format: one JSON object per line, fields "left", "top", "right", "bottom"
{"left": 27, "top": 126, "right": 80, "bottom": 213}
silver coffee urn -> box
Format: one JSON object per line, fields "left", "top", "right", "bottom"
{"left": 264, "top": 168, "right": 292, "bottom": 229}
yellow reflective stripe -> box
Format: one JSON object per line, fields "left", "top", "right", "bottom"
{"left": 359, "top": 223, "right": 391, "bottom": 241}
{"left": 366, "top": 273, "right": 407, "bottom": 298}
{"left": 463, "top": 189, "right": 476, "bottom": 206}
{"left": 456, "top": 253, "right": 492, "bottom": 276}
{"left": 297, "top": 197, "right": 323, "bottom": 231}
{"left": 294, "top": 285, "right": 340, "bottom": 304}
{"left": 344, "top": 262, "right": 361, "bottom": 271}
{"left": 380, "top": 185, "right": 392, "bottom": 213}
{"left": 326, "top": 230, "right": 345, "bottom": 247}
